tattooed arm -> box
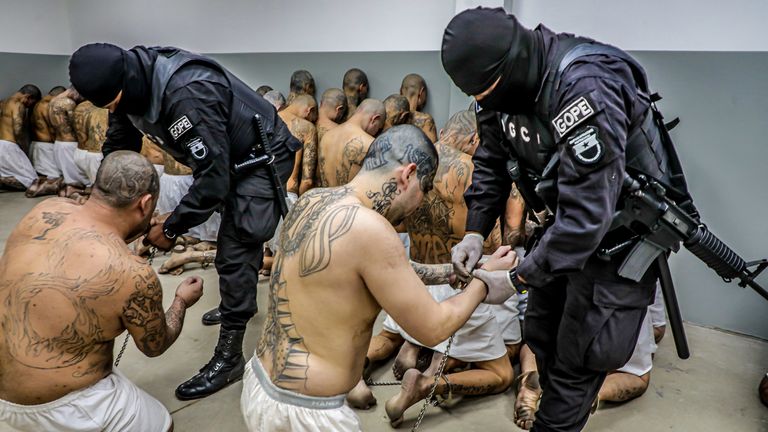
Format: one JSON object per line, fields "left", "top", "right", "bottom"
{"left": 121, "top": 264, "right": 202, "bottom": 357}
{"left": 410, "top": 261, "right": 453, "bottom": 285}
{"left": 299, "top": 123, "right": 318, "bottom": 195}
{"left": 502, "top": 184, "right": 527, "bottom": 247}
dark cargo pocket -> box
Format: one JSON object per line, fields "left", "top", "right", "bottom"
{"left": 232, "top": 194, "right": 280, "bottom": 244}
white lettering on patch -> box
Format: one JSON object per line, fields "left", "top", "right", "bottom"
{"left": 552, "top": 96, "right": 595, "bottom": 138}
{"left": 169, "top": 115, "right": 193, "bottom": 140}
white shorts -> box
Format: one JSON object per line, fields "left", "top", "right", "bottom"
{"left": 158, "top": 174, "right": 221, "bottom": 242}
{"left": 616, "top": 310, "right": 656, "bottom": 376}
{"left": 32, "top": 141, "right": 60, "bottom": 177}
{"left": 54, "top": 141, "right": 89, "bottom": 186}
{"left": 399, "top": 233, "right": 411, "bottom": 259}
{"left": 649, "top": 282, "right": 667, "bottom": 328}
{"left": 241, "top": 357, "right": 361, "bottom": 432}
{"left": 492, "top": 294, "right": 523, "bottom": 345}
{"left": 0, "top": 368, "right": 171, "bottom": 432}
{"left": 383, "top": 284, "right": 508, "bottom": 363}
{"left": 28, "top": 141, "right": 36, "bottom": 165}
{"left": 154, "top": 164, "right": 165, "bottom": 177}
{"left": 73, "top": 149, "right": 103, "bottom": 186}
{"left": 0, "top": 140, "right": 36, "bottom": 188}
{"left": 268, "top": 192, "right": 299, "bottom": 252}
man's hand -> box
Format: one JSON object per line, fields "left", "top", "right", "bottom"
{"left": 151, "top": 212, "right": 173, "bottom": 226}
{"left": 480, "top": 245, "right": 519, "bottom": 271}
{"left": 175, "top": 276, "right": 203, "bottom": 308}
{"left": 451, "top": 232, "right": 484, "bottom": 282}
{"left": 145, "top": 223, "right": 175, "bottom": 251}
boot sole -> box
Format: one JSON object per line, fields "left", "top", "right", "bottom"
{"left": 201, "top": 317, "right": 221, "bottom": 326}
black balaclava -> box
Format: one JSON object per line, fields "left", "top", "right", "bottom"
{"left": 69, "top": 43, "right": 125, "bottom": 107}
{"left": 442, "top": 7, "right": 544, "bottom": 115}
{"left": 115, "top": 47, "right": 153, "bottom": 115}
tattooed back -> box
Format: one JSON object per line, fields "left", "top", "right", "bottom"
{"left": 257, "top": 186, "right": 393, "bottom": 397}
{"left": 48, "top": 93, "right": 78, "bottom": 142}
{"left": 316, "top": 122, "right": 374, "bottom": 188}
{"left": 31, "top": 96, "right": 54, "bottom": 143}
{"left": 0, "top": 198, "right": 143, "bottom": 404}
{"left": 0, "top": 96, "right": 24, "bottom": 143}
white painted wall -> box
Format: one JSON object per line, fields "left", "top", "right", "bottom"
{"left": 509, "top": 0, "right": 768, "bottom": 52}
{"left": 0, "top": 0, "right": 71, "bottom": 54}
{"left": 66, "top": 0, "right": 456, "bottom": 54}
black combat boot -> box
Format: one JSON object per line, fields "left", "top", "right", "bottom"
{"left": 201, "top": 307, "right": 221, "bottom": 325}
{"left": 175, "top": 328, "right": 246, "bottom": 400}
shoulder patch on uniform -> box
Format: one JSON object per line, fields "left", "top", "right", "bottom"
{"left": 169, "top": 115, "right": 193, "bottom": 140}
{"left": 185, "top": 136, "right": 208, "bottom": 160}
{"left": 567, "top": 126, "right": 603, "bottom": 165}
{"left": 475, "top": 101, "right": 483, "bottom": 113}
{"left": 552, "top": 96, "right": 596, "bottom": 140}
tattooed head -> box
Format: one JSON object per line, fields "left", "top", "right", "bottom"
{"left": 400, "top": 73, "right": 428, "bottom": 111}
{"left": 320, "top": 88, "right": 348, "bottom": 122}
{"left": 92, "top": 150, "right": 160, "bottom": 208}
{"left": 439, "top": 110, "right": 478, "bottom": 155}
{"left": 289, "top": 70, "right": 316, "bottom": 97}
{"left": 383, "top": 94, "right": 411, "bottom": 131}
{"left": 263, "top": 90, "right": 286, "bottom": 111}
{"left": 361, "top": 124, "right": 438, "bottom": 193}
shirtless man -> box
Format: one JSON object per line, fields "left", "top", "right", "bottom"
{"left": 0, "top": 85, "right": 41, "bottom": 191}
{"left": 286, "top": 70, "right": 316, "bottom": 107}
{"left": 240, "top": 125, "right": 517, "bottom": 431}
{"left": 0, "top": 151, "right": 203, "bottom": 432}
{"left": 400, "top": 74, "right": 437, "bottom": 142}
{"left": 75, "top": 105, "right": 109, "bottom": 185}
{"left": 343, "top": 68, "right": 369, "bottom": 120}
{"left": 316, "top": 88, "right": 348, "bottom": 143}
{"left": 256, "top": 85, "right": 273, "bottom": 96}
{"left": 49, "top": 87, "right": 87, "bottom": 197}
{"left": 263, "top": 90, "right": 286, "bottom": 111}
{"left": 278, "top": 94, "right": 318, "bottom": 196}
{"left": 316, "top": 99, "right": 384, "bottom": 188}
{"left": 382, "top": 94, "right": 411, "bottom": 132}
{"left": 351, "top": 111, "right": 520, "bottom": 423}
{"left": 26, "top": 86, "right": 66, "bottom": 197}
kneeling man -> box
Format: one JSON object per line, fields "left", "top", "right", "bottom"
{"left": 0, "top": 151, "right": 203, "bottom": 432}
{"left": 241, "top": 125, "right": 516, "bottom": 431}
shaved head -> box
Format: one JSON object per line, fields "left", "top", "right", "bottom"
{"left": 400, "top": 73, "right": 428, "bottom": 110}
{"left": 290, "top": 70, "right": 316, "bottom": 96}
{"left": 48, "top": 86, "right": 66, "bottom": 96}
{"left": 343, "top": 68, "right": 369, "bottom": 90}
{"left": 321, "top": 88, "right": 346, "bottom": 108}
{"left": 383, "top": 94, "right": 410, "bottom": 129}
{"left": 263, "top": 90, "right": 286, "bottom": 110}
{"left": 361, "top": 124, "right": 438, "bottom": 193}
{"left": 355, "top": 98, "right": 385, "bottom": 118}
{"left": 292, "top": 94, "right": 317, "bottom": 109}
{"left": 256, "top": 85, "right": 273, "bottom": 96}
{"left": 93, "top": 150, "right": 159, "bottom": 208}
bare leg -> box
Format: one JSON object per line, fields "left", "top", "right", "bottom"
{"left": 159, "top": 249, "right": 216, "bottom": 274}
{"left": 260, "top": 247, "right": 274, "bottom": 276}
{"left": 598, "top": 371, "right": 650, "bottom": 403}
{"left": 392, "top": 341, "right": 421, "bottom": 381}
{"left": 25, "top": 176, "right": 44, "bottom": 197}
{"left": 0, "top": 177, "right": 26, "bottom": 191}
{"left": 653, "top": 325, "right": 666, "bottom": 344}
{"left": 385, "top": 355, "right": 513, "bottom": 427}
{"left": 514, "top": 344, "right": 542, "bottom": 430}
{"left": 505, "top": 342, "right": 522, "bottom": 362}
{"left": 28, "top": 177, "right": 61, "bottom": 197}
{"left": 192, "top": 241, "right": 217, "bottom": 252}
{"left": 759, "top": 373, "right": 768, "bottom": 408}
{"left": 368, "top": 330, "right": 404, "bottom": 365}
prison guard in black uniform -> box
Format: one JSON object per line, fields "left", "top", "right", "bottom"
{"left": 443, "top": 9, "right": 668, "bottom": 431}
{"left": 69, "top": 44, "right": 301, "bottom": 401}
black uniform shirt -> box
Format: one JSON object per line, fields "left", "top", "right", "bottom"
{"left": 103, "top": 65, "right": 233, "bottom": 236}
{"left": 466, "top": 26, "right": 649, "bottom": 287}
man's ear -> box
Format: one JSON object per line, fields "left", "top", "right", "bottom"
{"left": 138, "top": 194, "right": 154, "bottom": 217}
{"left": 400, "top": 163, "right": 418, "bottom": 189}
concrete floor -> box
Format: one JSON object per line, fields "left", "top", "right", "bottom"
{"left": 1, "top": 191, "right": 767, "bottom": 432}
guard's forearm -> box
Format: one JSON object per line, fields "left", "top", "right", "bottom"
{"left": 162, "top": 296, "right": 187, "bottom": 349}
{"left": 411, "top": 262, "right": 453, "bottom": 285}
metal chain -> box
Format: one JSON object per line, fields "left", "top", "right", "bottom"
{"left": 365, "top": 378, "right": 402, "bottom": 387}
{"left": 411, "top": 333, "right": 454, "bottom": 432}
{"left": 115, "top": 247, "right": 157, "bottom": 367}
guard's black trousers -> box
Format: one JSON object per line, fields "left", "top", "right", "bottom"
{"left": 215, "top": 192, "right": 281, "bottom": 330}
{"left": 525, "top": 255, "right": 655, "bottom": 432}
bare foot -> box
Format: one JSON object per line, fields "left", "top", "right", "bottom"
{"left": 347, "top": 379, "right": 377, "bottom": 410}
{"left": 159, "top": 250, "right": 215, "bottom": 274}
{"left": 385, "top": 369, "right": 431, "bottom": 427}
{"left": 0, "top": 177, "right": 26, "bottom": 191}
{"left": 760, "top": 374, "right": 768, "bottom": 408}
{"left": 514, "top": 371, "right": 542, "bottom": 430}
{"left": 192, "top": 241, "right": 217, "bottom": 252}
{"left": 25, "top": 178, "right": 42, "bottom": 197}
{"left": 393, "top": 342, "right": 420, "bottom": 381}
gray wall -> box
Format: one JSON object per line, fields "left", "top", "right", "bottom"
{"left": 0, "top": 53, "right": 69, "bottom": 99}
{"left": 630, "top": 51, "right": 768, "bottom": 339}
